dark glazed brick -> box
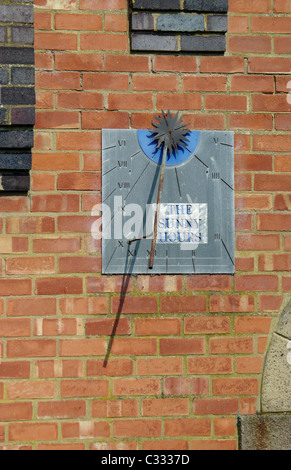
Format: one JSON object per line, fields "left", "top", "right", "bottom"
{"left": 0, "top": 153, "right": 32, "bottom": 170}
{"left": 1, "top": 87, "right": 35, "bottom": 106}
{"left": 0, "top": 5, "right": 33, "bottom": 23}
{"left": 0, "top": 130, "right": 33, "bottom": 149}
{"left": 184, "top": 0, "right": 228, "bottom": 12}
{"left": 11, "top": 26, "right": 34, "bottom": 45}
{"left": 157, "top": 14, "right": 204, "bottom": 32}
{"left": 0, "top": 47, "right": 34, "bottom": 65}
{"left": 0, "top": 69, "right": 9, "bottom": 85}
{"left": 0, "top": 26, "right": 6, "bottom": 44}
{"left": 11, "top": 67, "right": 35, "bottom": 85}
{"left": 207, "top": 15, "right": 228, "bottom": 32}
{"left": 0, "top": 109, "right": 8, "bottom": 124}
{"left": 131, "top": 33, "right": 178, "bottom": 51}
{"left": 11, "top": 108, "right": 35, "bottom": 125}
{"left": 131, "top": 13, "right": 154, "bottom": 30}
{"left": 132, "top": 0, "right": 180, "bottom": 10}
{"left": 181, "top": 35, "right": 226, "bottom": 52}
{"left": 0, "top": 173, "right": 30, "bottom": 192}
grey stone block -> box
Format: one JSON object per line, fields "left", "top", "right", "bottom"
{"left": 0, "top": 47, "right": 34, "bottom": 65}
{"left": 207, "top": 15, "right": 228, "bottom": 32}
{"left": 11, "top": 26, "right": 34, "bottom": 45}
{"left": 261, "top": 333, "right": 291, "bottom": 412}
{"left": 0, "top": 68, "right": 9, "bottom": 85}
{"left": 239, "top": 414, "right": 291, "bottom": 450}
{"left": 132, "top": 0, "right": 180, "bottom": 10}
{"left": 11, "top": 67, "right": 35, "bottom": 85}
{"left": 181, "top": 35, "right": 226, "bottom": 52}
{"left": 277, "top": 300, "right": 291, "bottom": 340}
{"left": 131, "top": 33, "right": 178, "bottom": 51}
{"left": 131, "top": 13, "right": 154, "bottom": 30}
{"left": 0, "top": 153, "right": 32, "bottom": 170}
{"left": 184, "top": 0, "right": 228, "bottom": 12}
{"left": 0, "top": 26, "right": 6, "bottom": 43}
{"left": 0, "top": 130, "right": 33, "bottom": 148}
{"left": 0, "top": 5, "right": 33, "bottom": 24}
{"left": 157, "top": 14, "right": 204, "bottom": 32}
{"left": 11, "top": 107, "right": 35, "bottom": 125}
{"left": 1, "top": 87, "right": 35, "bottom": 106}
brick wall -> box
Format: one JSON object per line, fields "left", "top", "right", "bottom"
{"left": 0, "top": 0, "right": 35, "bottom": 192}
{"left": 0, "top": 0, "right": 290, "bottom": 450}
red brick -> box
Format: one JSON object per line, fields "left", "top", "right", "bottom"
{"left": 0, "top": 196, "right": 28, "bottom": 212}
{"left": 31, "top": 174, "right": 55, "bottom": 191}
{"left": 214, "top": 417, "right": 236, "bottom": 436}
{"left": 200, "top": 57, "right": 244, "bottom": 73}
{"left": 161, "top": 296, "right": 206, "bottom": 313}
{"left": 36, "top": 71, "right": 80, "bottom": 90}
{"left": 240, "top": 397, "right": 258, "bottom": 415}
{"left": 143, "top": 398, "right": 188, "bottom": 417}
{"left": 7, "top": 340, "right": 56, "bottom": 358}
{"left": 229, "top": 0, "right": 271, "bottom": 13}
{"left": 57, "top": 132, "right": 101, "bottom": 151}
{"left": 275, "top": 156, "right": 291, "bottom": 172}
{"left": 36, "top": 110, "right": 79, "bottom": 129}
{"left": 61, "top": 380, "right": 109, "bottom": 398}
{"left": 230, "top": 114, "right": 272, "bottom": 130}
{"left": 184, "top": 316, "right": 230, "bottom": 334}
{"left": 108, "top": 93, "right": 153, "bottom": 110}
{"left": 0, "top": 403, "right": 32, "bottom": 421}
{"left": 113, "top": 378, "right": 160, "bottom": 396}
{"left": 136, "top": 275, "right": 183, "bottom": 293}
{"left": 188, "top": 357, "right": 233, "bottom": 375}
{"left": 135, "top": 318, "right": 181, "bottom": 336}
{"left": 62, "top": 421, "right": 110, "bottom": 439}
{"left": 252, "top": 94, "right": 291, "bottom": 112}
{"left": 87, "top": 359, "right": 133, "bottom": 377}
{"left": 57, "top": 91, "right": 103, "bottom": 109}
{"left": 157, "top": 93, "right": 201, "bottom": 111}
{"left": 0, "top": 279, "right": 31, "bottom": 296}
{"left": 235, "top": 275, "right": 279, "bottom": 292}
{"left": 6, "top": 216, "right": 55, "bottom": 234}
{"left": 6, "top": 256, "right": 55, "bottom": 275}
{"left": 82, "top": 111, "right": 129, "bottom": 129}
{"left": 83, "top": 73, "right": 129, "bottom": 90}
{"left": 87, "top": 276, "right": 133, "bottom": 293}
{"left": 165, "top": 418, "right": 211, "bottom": 437}
{"left": 36, "top": 360, "right": 83, "bottom": 379}
{"left": 7, "top": 298, "right": 56, "bottom": 317}
{"left": 111, "top": 297, "right": 158, "bottom": 314}
{"left": 163, "top": 378, "right": 209, "bottom": 396}
{"left": 133, "top": 74, "right": 178, "bottom": 91}
{"left": 35, "top": 11, "right": 52, "bottom": 29}
{"left": 274, "top": 0, "right": 291, "bottom": 12}
{"left": 55, "top": 13, "right": 102, "bottom": 30}
{"left": 259, "top": 253, "right": 291, "bottom": 271}
{"left": 213, "top": 378, "right": 259, "bottom": 395}
{"left": 210, "top": 295, "right": 255, "bottom": 313}
{"left": 249, "top": 57, "right": 291, "bottom": 74}
{"left": 205, "top": 94, "right": 247, "bottom": 111}
{"left": 191, "top": 440, "right": 237, "bottom": 450}
{"left": 35, "top": 32, "right": 77, "bottom": 50}
{"left": 0, "top": 362, "right": 30, "bottom": 379}
{"left": 209, "top": 337, "right": 254, "bottom": 354}
{"left": 236, "top": 234, "right": 280, "bottom": 251}
{"left": 58, "top": 215, "right": 99, "bottom": 233}
{"left": 194, "top": 398, "right": 238, "bottom": 415}
{"left": 0, "top": 237, "right": 28, "bottom": 253}
{"left": 105, "top": 55, "right": 149, "bottom": 72}
{"left": 81, "top": 33, "right": 127, "bottom": 51}
{"left": 33, "top": 237, "right": 81, "bottom": 253}
{"left": 236, "top": 357, "right": 263, "bottom": 374}
{"left": 80, "top": 0, "right": 126, "bottom": 10}
{"left": 252, "top": 16, "right": 291, "bottom": 33}
{"left": 186, "top": 275, "right": 231, "bottom": 292}
{"left": 59, "top": 297, "right": 107, "bottom": 315}
{"left": 34, "top": 318, "right": 77, "bottom": 336}
{"left": 35, "top": 277, "right": 83, "bottom": 295}
{"left": 60, "top": 338, "right": 106, "bottom": 356}
{"left": 153, "top": 56, "right": 197, "bottom": 73}
{"left": 114, "top": 419, "right": 161, "bottom": 438}
{"left": 38, "top": 401, "right": 86, "bottom": 419}
{"left": 38, "top": 444, "right": 85, "bottom": 450}
{"left": 259, "top": 214, "right": 291, "bottom": 231}
{"left": 231, "top": 75, "right": 274, "bottom": 93}
{"left": 259, "top": 295, "right": 283, "bottom": 312}
{"left": 7, "top": 381, "right": 57, "bottom": 399}
{"left": 228, "top": 36, "right": 271, "bottom": 53}
{"left": 92, "top": 399, "right": 138, "bottom": 418}
{"left": 105, "top": 13, "right": 127, "bottom": 31}
{"left": 111, "top": 338, "right": 157, "bottom": 356}
{"left": 275, "top": 76, "right": 291, "bottom": 93}
{"left": 85, "top": 318, "right": 130, "bottom": 336}
{"left": 57, "top": 172, "right": 100, "bottom": 191}
{"left": 160, "top": 338, "right": 205, "bottom": 355}
{"left": 137, "top": 358, "right": 183, "bottom": 376}
{"left": 235, "top": 194, "right": 272, "bottom": 211}
{"left": 0, "top": 319, "right": 30, "bottom": 337}
{"left": 142, "top": 440, "right": 188, "bottom": 450}
{"left": 59, "top": 256, "right": 101, "bottom": 273}
{"left": 9, "top": 423, "right": 58, "bottom": 442}
{"left": 182, "top": 75, "right": 226, "bottom": 92}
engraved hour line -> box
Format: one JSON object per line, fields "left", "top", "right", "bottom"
{"left": 104, "top": 246, "right": 117, "bottom": 273}
{"left": 220, "top": 178, "right": 234, "bottom": 191}
{"left": 103, "top": 187, "right": 117, "bottom": 202}
{"left": 175, "top": 168, "right": 182, "bottom": 199}
{"left": 221, "top": 239, "right": 234, "bottom": 266}
{"left": 124, "top": 162, "right": 150, "bottom": 201}
{"left": 102, "top": 145, "right": 117, "bottom": 151}
{"left": 103, "top": 165, "right": 117, "bottom": 176}
{"left": 192, "top": 250, "right": 196, "bottom": 273}
{"left": 220, "top": 142, "right": 234, "bottom": 148}
{"left": 194, "top": 154, "right": 209, "bottom": 169}
{"left": 130, "top": 150, "right": 141, "bottom": 159}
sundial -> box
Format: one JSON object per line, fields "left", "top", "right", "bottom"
{"left": 101, "top": 111, "right": 234, "bottom": 275}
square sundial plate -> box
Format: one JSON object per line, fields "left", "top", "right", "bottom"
{"left": 101, "top": 129, "right": 234, "bottom": 275}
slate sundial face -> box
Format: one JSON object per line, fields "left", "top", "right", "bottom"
{"left": 101, "top": 111, "right": 234, "bottom": 275}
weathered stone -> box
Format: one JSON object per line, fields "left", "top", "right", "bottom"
{"left": 157, "top": 14, "right": 204, "bottom": 32}
{"left": 207, "top": 14, "right": 228, "bottom": 32}
{"left": 1, "top": 87, "right": 35, "bottom": 106}
{"left": 261, "top": 333, "right": 291, "bottom": 412}
{"left": 131, "top": 13, "right": 154, "bottom": 30}
{"left": 132, "top": 0, "right": 180, "bottom": 9}
{"left": 11, "top": 26, "right": 34, "bottom": 45}
{"left": 0, "top": 153, "right": 32, "bottom": 170}
{"left": 131, "top": 33, "right": 178, "bottom": 51}
{"left": 0, "top": 5, "right": 34, "bottom": 23}
{"left": 0, "top": 47, "right": 34, "bottom": 65}
{"left": 181, "top": 35, "right": 226, "bottom": 52}
{"left": 0, "top": 130, "right": 33, "bottom": 149}
{"left": 11, "top": 67, "right": 35, "bottom": 85}
{"left": 277, "top": 300, "right": 291, "bottom": 340}
{"left": 184, "top": 0, "right": 228, "bottom": 12}
{"left": 239, "top": 414, "right": 291, "bottom": 450}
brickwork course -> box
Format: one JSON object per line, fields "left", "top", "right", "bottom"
{"left": 0, "top": 0, "right": 290, "bottom": 450}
